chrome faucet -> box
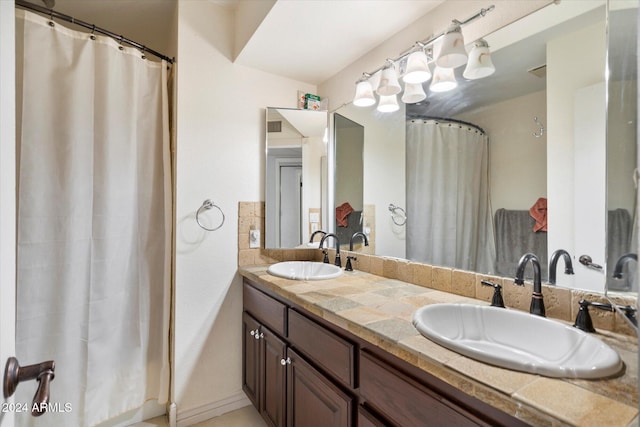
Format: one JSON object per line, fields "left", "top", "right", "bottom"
{"left": 548, "top": 249, "right": 574, "bottom": 285}
{"left": 612, "top": 253, "right": 637, "bottom": 279}
{"left": 514, "top": 253, "right": 545, "bottom": 317}
{"left": 309, "top": 230, "right": 326, "bottom": 244}
{"left": 319, "top": 233, "right": 341, "bottom": 267}
{"left": 345, "top": 232, "right": 369, "bottom": 271}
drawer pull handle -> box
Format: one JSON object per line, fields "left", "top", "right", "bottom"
{"left": 280, "top": 357, "right": 291, "bottom": 366}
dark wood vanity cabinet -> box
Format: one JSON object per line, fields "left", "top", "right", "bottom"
{"left": 242, "top": 311, "right": 287, "bottom": 427}
{"left": 242, "top": 279, "right": 528, "bottom": 427}
{"left": 243, "top": 282, "right": 354, "bottom": 427}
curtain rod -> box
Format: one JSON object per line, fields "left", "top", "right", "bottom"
{"left": 15, "top": 0, "right": 174, "bottom": 64}
{"left": 406, "top": 115, "right": 485, "bottom": 134}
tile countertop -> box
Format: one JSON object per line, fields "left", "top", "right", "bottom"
{"left": 239, "top": 265, "right": 639, "bottom": 427}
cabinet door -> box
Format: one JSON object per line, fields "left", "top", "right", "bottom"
{"left": 242, "top": 312, "right": 261, "bottom": 408}
{"left": 358, "top": 406, "right": 390, "bottom": 427}
{"left": 287, "top": 348, "right": 352, "bottom": 427}
{"left": 262, "top": 327, "right": 287, "bottom": 427}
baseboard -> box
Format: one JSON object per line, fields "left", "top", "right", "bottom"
{"left": 176, "top": 391, "right": 252, "bottom": 427}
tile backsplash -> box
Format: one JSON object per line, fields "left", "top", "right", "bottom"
{"left": 238, "top": 201, "right": 637, "bottom": 336}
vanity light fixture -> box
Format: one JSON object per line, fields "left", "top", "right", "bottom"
{"left": 401, "top": 82, "right": 427, "bottom": 104}
{"left": 376, "top": 61, "right": 401, "bottom": 96}
{"left": 377, "top": 94, "right": 400, "bottom": 113}
{"left": 353, "top": 76, "right": 376, "bottom": 107}
{"left": 430, "top": 67, "right": 458, "bottom": 92}
{"left": 351, "top": 5, "right": 495, "bottom": 112}
{"left": 436, "top": 23, "right": 468, "bottom": 68}
{"left": 403, "top": 47, "right": 432, "bottom": 84}
{"left": 463, "top": 39, "right": 496, "bottom": 79}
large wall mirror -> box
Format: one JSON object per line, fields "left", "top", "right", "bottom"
{"left": 325, "top": 0, "right": 637, "bottom": 295}
{"left": 265, "top": 107, "right": 329, "bottom": 248}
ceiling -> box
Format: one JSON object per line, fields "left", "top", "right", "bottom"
{"left": 233, "top": 0, "right": 444, "bottom": 84}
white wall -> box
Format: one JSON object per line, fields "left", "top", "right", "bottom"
{"left": 174, "top": 1, "right": 316, "bottom": 422}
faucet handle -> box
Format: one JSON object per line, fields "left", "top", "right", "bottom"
{"left": 481, "top": 280, "right": 505, "bottom": 308}
{"left": 573, "top": 300, "right": 613, "bottom": 332}
{"left": 345, "top": 256, "right": 357, "bottom": 272}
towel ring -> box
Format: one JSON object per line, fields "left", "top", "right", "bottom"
{"left": 196, "top": 199, "right": 225, "bottom": 231}
{"left": 388, "top": 204, "right": 407, "bottom": 226}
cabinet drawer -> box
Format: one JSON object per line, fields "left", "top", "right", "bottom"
{"left": 360, "top": 352, "right": 486, "bottom": 427}
{"left": 288, "top": 309, "right": 355, "bottom": 387}
{"left": 243, "top": 282, "right": 287, "bottom": 337}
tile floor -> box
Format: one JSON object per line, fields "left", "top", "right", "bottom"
{"left": 133, "top": 405, "right": 266, "bottom": 427}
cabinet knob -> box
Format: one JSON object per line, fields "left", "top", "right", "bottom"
{"left": 280, "top": 357, "right": 291, "bottom": 366}
{"left": 250, "top": 329, "right": 262, "bottom": 339}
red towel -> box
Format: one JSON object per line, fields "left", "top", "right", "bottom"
{"left": 336, "top": 202, "right": 354, "bottom": 227}
{"left": 529, "top": 197, "right": 547, "bottom": 232}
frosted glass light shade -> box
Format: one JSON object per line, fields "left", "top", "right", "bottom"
{"left": 430, "top": 67, "right": 457, "bottom": 92}
{"left": 463, "top": 40, "right": 495, "bottom": 80}
{"left": 353, "top": 80, "right": 376, "bottom": 107}
{"left": 401, "top": 83, "right": 426, "bottom": 104}
{"left": 436, "top": 24, "right": 467, "bottom": 69}
{"left": 377, "top": 95, "right": 399, "bottom": 113}
{"left": 403, "top": 51, "right": 432, "bottom": 84}
{"left": 376, "top": 65, "right": 401, "bottom": 96}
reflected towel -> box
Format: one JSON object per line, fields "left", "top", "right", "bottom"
{"left": 336, "top": 202, "right": 354, "bottom": 227}
{"left": 529, "top": 197, "right": 547, "bottom": 232}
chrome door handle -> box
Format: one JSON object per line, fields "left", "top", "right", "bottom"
{"left": 4, "top": 357, "right": 55, "bottom": 416}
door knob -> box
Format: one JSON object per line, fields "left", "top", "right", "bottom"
{"left": 4, "top": 357, "right": 55, "bottom": 416}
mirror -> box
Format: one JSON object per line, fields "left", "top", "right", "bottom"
{"left": 334, "top": 114, "right": 365, "bottom": 249}
{"left": 606, "top": 0, "right": 638, "bottom": 296}
{"left": 327, "top": 0, "right": 633, "bottom": 293}
{"left": 265, "top": 107, "right": 328, "bottom": 248}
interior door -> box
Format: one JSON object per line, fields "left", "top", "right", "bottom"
{"left": 0, "top": 2, "right": 17, "bottom": 426}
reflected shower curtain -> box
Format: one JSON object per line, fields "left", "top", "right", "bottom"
{"left": 406, "top": 119, "right": 495, "bottom": 273}
{"left": 15, "top": 10, "right": 171, "bottom": 426}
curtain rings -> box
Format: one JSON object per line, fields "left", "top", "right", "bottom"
{"left": 48, "top": 10, "right": 55, "bottom": 27}
{"left": 196, "top": 199, "right": 225, "bottom": 231}
{"left": 118, "top": 35, "right": 124, "bottom": 51}
{"left": 89, "top": 25, "right": 96, "bottom": 41}
{"left": 141, "top": 46, "right": 147, "bottom": 60}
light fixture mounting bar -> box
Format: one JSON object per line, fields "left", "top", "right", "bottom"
{"left": 355, "top": 4, "right": 495, "bottom": 83}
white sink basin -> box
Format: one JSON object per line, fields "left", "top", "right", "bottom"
{"left": 412, "top": 304, "right": 623, "bottom": 379}
{"left": 267, "top": 261, "right": 343, "bottom": 281}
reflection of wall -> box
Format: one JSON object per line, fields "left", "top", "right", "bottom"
{"left": 547, "top": 19, "right": 605, "bottom": 291}
{"left": 302, "top": 136, "right": 325, "bottom": 242}
{"left": 335, "top": 116, "right": 364, "bottom": 211}
{"left": 456, "top": 90, "right": 547, "bottom": 213}
{"left": 608, "top": 80, "right": 637, "bottom": 213}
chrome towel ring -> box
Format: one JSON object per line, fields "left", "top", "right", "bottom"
{"left": 388, "top": 203, "right": 407, "bottom": 226}
{"left": 196, "top": 199, "right": 225, "bottom": 231}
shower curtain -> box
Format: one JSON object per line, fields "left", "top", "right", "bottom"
{"left": 15, "top": 9, "right": 171, "bottom": 427}
{"left": 406, "top": 119, "right": 495, "bottom": 273}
